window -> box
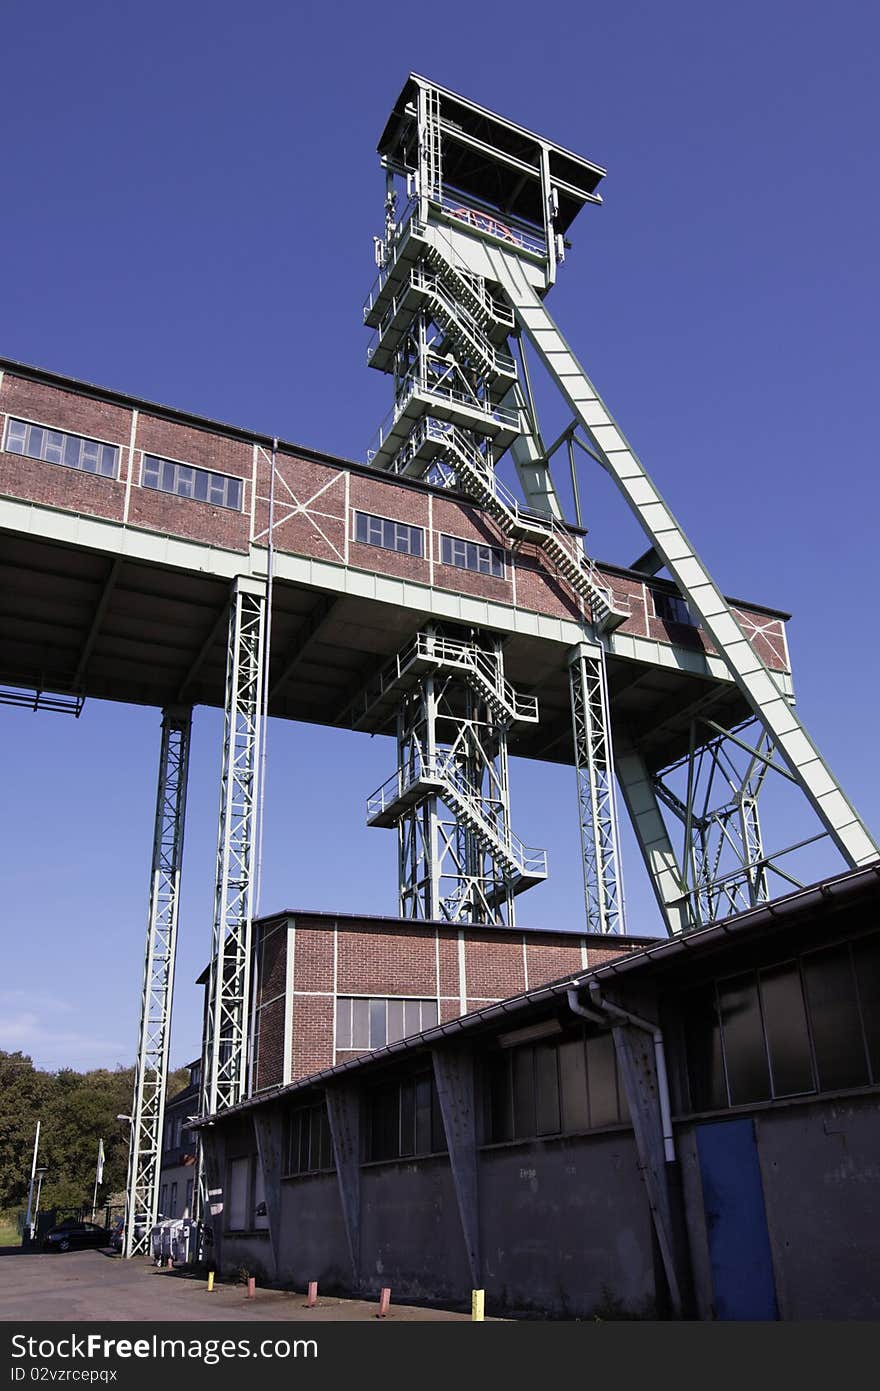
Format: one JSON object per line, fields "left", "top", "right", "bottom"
{"left": 483, "top": 1030, "right": 629, "bottom": 1144}
{"left": 159, "top": 1183, "right": 168, "bottom": 1216}
{"left": 335, "top": 996, "right": 439, "bottom": 1053}
{"left": 284, "top": 1102, "right": 333, "bottom": 1176}
{"left": 651, "top": 588, "right": 694, "bottom": 626}
{"left": 169, "top": 1182, "right": 178, "bottom": 1218}
{"left": 365, "top": 1070, "right": 447, "bottom": 1162}
{"left": 227, "top": 1156, "right": 250, "bottom": 1229}
{"left": 189, "top": 1061, "right": 201, "bottom": 1089}
{"left": 141, "top": 453, "right": 243, "bottom": 510}
{"left": 440, "top": 532, "right": 505, "bottom": 578}
{"left": 682, "top": 933, "right": 880, "bottom": 1112}
{"left": 354, "top": 510, "right": 424, "bottom": 556}
{"left": 5, "top": 417, "right": 119, "bottom": 478}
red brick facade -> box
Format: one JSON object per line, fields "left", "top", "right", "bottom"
{"left": 0, "top": 364, "right": 789, "bottom": 667}
{"left": 250, "top": 909, "right": 657, "bottom": 1092}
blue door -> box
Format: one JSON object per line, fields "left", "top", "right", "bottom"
{"left": 695, "top": 1118, "right": 778, "bottom": 1320}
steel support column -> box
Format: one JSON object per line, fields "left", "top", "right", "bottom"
{"left": 123, "top": 706, "right": 192, "bottom": 1257}
{"left": 568, "top": 643, "right": 625, "bottom": 935}
{"left": 201, "top": 576, "right": 267, "bottom": 1121}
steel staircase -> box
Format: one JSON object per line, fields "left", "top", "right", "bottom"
{"left": 344, "top": 630, "right": 539, "bottom": 732}
{"left": 387, "top": 417, "right": 628, "bottom": 633}
{"left": 367, "top": 751, "right": 548, "bottom": 896}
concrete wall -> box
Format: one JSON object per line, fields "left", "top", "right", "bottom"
{"left": 206, "top": 1121, "right": 656, "bottom": 1318}
{"left": 479, "top": 1131, "right": 653, "bottom": 1318}
{"left": 757, "top": 1094, "right": 880, "bottom": 1320}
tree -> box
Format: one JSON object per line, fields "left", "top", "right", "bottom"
{"left": 0, "top": 1053, "right": 193, "bottom": 1214}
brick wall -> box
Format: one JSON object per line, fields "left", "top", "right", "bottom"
{"left": 0, "top": 366, "right": 790, "bottom": 667}
{"left": 248, "top": 911, "right": 650, "bottom": 1088}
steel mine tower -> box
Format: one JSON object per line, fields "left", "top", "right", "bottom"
{"left": 360, "top": 74, "right": 878, "bottom": 938}
{"left": 1, "top": 76, "right": 875, "bottom": 1256}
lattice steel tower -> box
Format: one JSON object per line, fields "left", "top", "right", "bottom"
{"left": 363, "top": 74, "right": 878, "bottom": 935}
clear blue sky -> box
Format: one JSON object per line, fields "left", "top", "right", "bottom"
{"left": 2, "top": 1, "right": 878, "bottom": 1071}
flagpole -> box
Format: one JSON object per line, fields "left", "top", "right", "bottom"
{"left": 92, "top": 1138, "right": 104, "bottom": 1221}
{"left": 24, "top": 1121, "right": 40, "bottom": 1239}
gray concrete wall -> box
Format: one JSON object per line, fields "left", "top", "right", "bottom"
{"left": 360, "top": 1157, "right": 471, "bottom": 1304}
{"left": 480, "top": 1131, "right": 654, "bottom": 1318}
{"left": 756, "top": 1095, "right": 880, "bottom": 1320}
{"left": 276, "top": 1172, "right": 350, "bottom": 1292}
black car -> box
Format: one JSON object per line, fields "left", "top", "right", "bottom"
{"left": 42, "top": 1220, "right": 111, "bottom": 1253}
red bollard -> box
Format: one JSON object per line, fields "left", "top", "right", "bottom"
{"left": 377, "top": 1287, "right": 391, "bottom": 1318}
{"left": 247, "top": 1276, "right": 256, "bottom": 1299}
{"left": 306, "top": 1280, "right": 318, "bottom": 1308}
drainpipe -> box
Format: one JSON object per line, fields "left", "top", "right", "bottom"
{"left": 566, "top": 983, "right": 676, "bottom": 1163}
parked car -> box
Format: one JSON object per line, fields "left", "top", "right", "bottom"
{"left": 42, "top": 1219, "right": 111, "bottom": 1253}
{"left": 108, "top": 1214, "right": 162, "bottom": 1252}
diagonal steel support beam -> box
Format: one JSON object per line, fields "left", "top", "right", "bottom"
{"left": 269, "top": 595, "right": 338, "bottom": 703}
{"left": 73, "top": 557, "right": 121, "bottom": 689}
{"left": 487, "top": 249, "right": 879, "bottom": 872}
{"left": 123, "top": 706, "right": 192, "bottom": 1256}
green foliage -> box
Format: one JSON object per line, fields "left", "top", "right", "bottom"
{"left": 0, "top": 1051, "right": 191, "bottom": 1213}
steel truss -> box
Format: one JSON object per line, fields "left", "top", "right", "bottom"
{"left": 569, "top": 644, "right": 625, "bottom": 934}
{"left": 200, "top": 577, "right": 267, "bottom": 1121}
{"left": 398, "top": 659, "right": 513, "bottom": 923}
{"left": 123, "top": 708, "right": 192, "bottom": 1257}
{"left": 365, "top": 77, "right": 879, "bottom": 935}
{"left": 366, "top": 628, "right": 546, "bottom": 924}
{"left": 648, "top": 716, "right": 825, "bottom": 928}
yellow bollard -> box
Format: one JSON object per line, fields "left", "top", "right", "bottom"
{"left": 207, "top": 1271, "right": 215, "bottom": 1292}
{"left": 472, "top": 1289, "right": 485, "bottom": 1321}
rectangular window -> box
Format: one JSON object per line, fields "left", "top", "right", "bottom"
{"left": 335, "top": 996, "right": 438, "bottom": 1053}
{"left": 365, "top": 1070, "right": 447, "bottom": 1161}
{"left": 354, "top": 510, "right": 424, "bottom": 556}
{"left": 284, "top": 1102, "right": 333, "bottom": 1176}
{"left": 169, "top": 1182, "right": 178, "bottom": 1218}
{"left": 159, "top": 1183, "right": 168, "bottom": 1216}
{"left": 803, "top": 945, "right": 869, "bottom": 1091}
{"left": 683, "top": 983, "right": 727, "bottom": 1111}
{"left": 760, "top": 961, "right": 814, "bottom": 1097}
{"left": 141, "top": 453, "right": 243, "bottom": 510}
{"left": 651, "top": 588, "right": 694, "bottom": 625}
{"left": 5, "top": 417, "right": 119, "bottom": 478}
{"left": 484, "top": 1030, "right": 627, "bottom": 1144}
{"left": 681, "top": 931, "right": 880, "bottom": 1115}
{"left": 440, "top": 532, "right": 505, "bottom": 578}
{"left": 227, "top": 1157, "right": 250, "bottom": 1229}
{"left": 853, "top": 937, "right": 880, "bottom": 1081}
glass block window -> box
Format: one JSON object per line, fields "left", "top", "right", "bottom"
{"left": 354, "top": 510, "right": 424, "bottom": 556}
{"left": 5, "top": 417, "right": 119, "bottom": 478}
{"left": 141, "top": 453, "right": 243, "bottom": 510}
{"left": 440, "top": 532, "right": 505, "bottom": 577}
{"left": 335, "top": 996, "right": 439, "bottom": 1053}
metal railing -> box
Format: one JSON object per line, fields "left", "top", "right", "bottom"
{"left": 367, "top": 750, "right": 548, "bottom": 878}
{"left": 345, "top": 629, "right": 539, "bottom": 728}
{"left": 366, "top": 380, "right": 519, "bottom": 463}
{"left": 438, "top": 195, "right": 547, "bottom": 259}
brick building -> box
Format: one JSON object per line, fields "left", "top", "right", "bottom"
{"left": 240, "top": 909, "right": 660, "bottom": 1093}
